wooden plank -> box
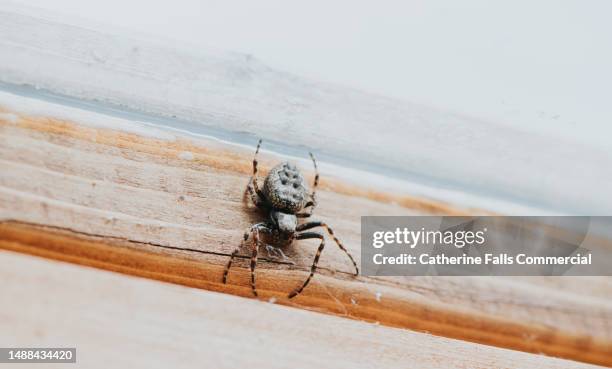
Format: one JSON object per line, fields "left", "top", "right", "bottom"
{"left": 1, "top": 109, "right": 611, "bottom": 366}
{"left": 1, "top": 4, "right": 611, "bottom": 214}
{"left": 1, "top": 250, "right": 605, "bottom": 369}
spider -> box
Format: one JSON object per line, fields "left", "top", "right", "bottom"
{"left": 223, "top": 139, "right": 359, "bottom": 299}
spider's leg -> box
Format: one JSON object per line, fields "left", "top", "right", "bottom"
{"left": 288, "top": 231, "right": 325, "bottom": 299}
{"left": 294, "top": 153, "right": 318, "bottom": 218}
{"left": 306, "top": 152, "right": 319, "bottom": 214}
{"left": 297, "top": 221, "right": 359, "bottom": 275}
{"left": 308, "top": 152, "right": 319, "bottom": 196}
{"left": 296, "top": 201, "right": 315, "bottom": 218}
{"left": 223, "top": 223, "right": 268, "bottom": 285}
{"left": 223, "top": 228, "right": 250, "bottom": 284}
{"left": 252, "top": 139, "right": 263, "bottom": 193}
{"left": 249, "top": 226, "right": 262, "bottom": 297}
{"left": 246, "top": 177, "right": 266, "bottom": 208}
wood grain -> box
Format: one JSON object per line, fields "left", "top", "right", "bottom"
{"left": 1, "top": 109, "right": 611, "bottom": 366}
{"left": 3, "top": 5, "right": 611, "bottom": 214}
{"left": 2, "top": 250, "right": 606, "bottom": 369}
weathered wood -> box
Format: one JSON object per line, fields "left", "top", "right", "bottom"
{"left": 2, "top": 251, "right": 606, "bottom": 369}
{"left": 1, "top": 108, "right": 611, "bottom": 366}
{"left": 2, "top": 4, "right": 611, "bottom": 214}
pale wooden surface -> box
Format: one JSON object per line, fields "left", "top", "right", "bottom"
{"left": 2, "top": 4, "right": 612, "bottom": 215}
{"left": 1, "top": 251, "right": 605, "bottom": 369}
{"left": 1, "top": 109, "right": 612, "bottom": 366}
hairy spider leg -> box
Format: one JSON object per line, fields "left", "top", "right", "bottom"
{"left": 251, "top": 139, "right": 263, "bottom": 193}
{"left": 297, "top": 221, "right": 359, "bottom": 275}
{"left": 308, "top": 151, "right": 319, "bottom": 200}
{"left": 288, "top": 232, "right": 325, "bottom": 299}
{"left": 246, "top": 139, "right": 267, "bottom": 208}
{"left": 295, "top": 152, "right": 319, "bottom": 218}
{"left": 249, "top": 227, "right": 262, "bottom": 296}
{"left": 246, "top": 177, "right": 265, "bottom": 208}
{"left": 223, "top": 223, "right": 269, "bottom": 293}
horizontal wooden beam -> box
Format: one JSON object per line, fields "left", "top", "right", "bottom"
{"left": 2, "top": 251, "right": 606, "bottom": 369}
{"left": 1, "top": 109, "right": 611, "bottom": 366}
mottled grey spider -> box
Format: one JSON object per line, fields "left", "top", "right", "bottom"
{"left": 223, "top": 139, "right": 359, "bottom": 298}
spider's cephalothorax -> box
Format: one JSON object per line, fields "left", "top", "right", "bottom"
{"left": 223, "top": 139, "right": 359, "bottom": 299}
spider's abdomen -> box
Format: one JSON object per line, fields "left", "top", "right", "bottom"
{"left": 263, "top": 162, "right": 308, "bottom": 213}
